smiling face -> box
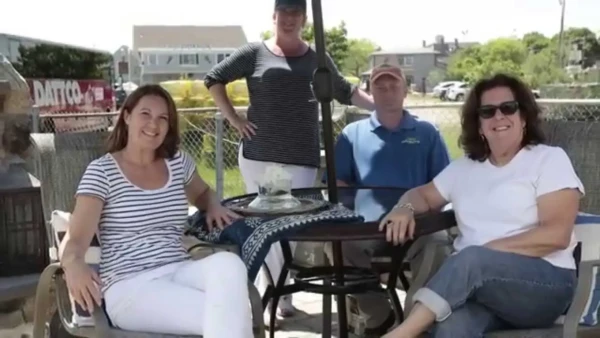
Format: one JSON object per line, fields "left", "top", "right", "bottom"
{"left": 478, "top": 86, "right": 525, "bottom": 157}
{"left": 124, "top": 94, "right": 169, "bottom": 152}
{"left": 273, "top": 6, "right": 306, "bottom": 37}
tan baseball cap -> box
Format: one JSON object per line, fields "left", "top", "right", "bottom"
{"left": 370, "top": 64, "right": 405, "bottom": 83}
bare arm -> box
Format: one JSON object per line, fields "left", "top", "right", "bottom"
{"left": 205, "top": 43, "right": 258, "bottom": 121}
{"left": 185, "top": 174, "right": 220, "bottom": 212}
{"left": 379, "top": 182, "right": 449, "bottom": 245}
{"left": 208, "top": 84, "right": 237, "bottom": 120}
{"left": 486, "top": 188, "right": 580, "bottom": 256}
{"left": 326, "top": 54, "right": 375, "bottom": 110}
{"left": 182, "top": 152, "right": 238, "bottom": 230}
{"left": 350, "top": 89, "right": 376, "bottom": 111}
{"left": 379, "top": 160, "right": 458, "bottom": 245}
{"left": 397, "top": 182, "right": 449, "bottom": 214}
{"left": 60, "top": 196, "right": 103, "bottom": 268}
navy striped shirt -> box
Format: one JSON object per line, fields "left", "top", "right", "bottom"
{"left": 76, "top": 151, "right": 196, "bottom": 292}
{"left": 205, "top": 41, "right": 355, "bottom": 168}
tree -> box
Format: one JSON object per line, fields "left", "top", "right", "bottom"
{"left": 427, "top": 69, "right": 447, "bottom": 87}
{"left": 343, "top": 38, "right": 378, "bottom": 77}
{"left": 522, "top": 32, "right": 550, "bottom": 54}
{"left": 552, "top": 27, "right": 600, "bottom": 68}
{"left": 522, "top": 48, "right": 569, "bottom": 88}
{"left": 446, "top": 45, "right": 485, "bottom": 83}
{"left": 13, "top": 44, "right": 110, "bottom": 79}
{"left": 477, "top": 38, "right": 528, "bottom": 78}
{"left": 259, "top": 21, "right": 350, "bottom": 70}
{"left": 446, "top": 35, "right": 570, "bottom": 88}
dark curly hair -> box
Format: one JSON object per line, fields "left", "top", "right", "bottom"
{"left": 459, "top": 73, "right": 545, "bottom": 161}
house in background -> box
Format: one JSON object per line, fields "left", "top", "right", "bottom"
{"left": 113, "top": 25, "right": 248, "bottom": 84}
{"left": 367, "top": 35, "right": 478, "bottom": 92}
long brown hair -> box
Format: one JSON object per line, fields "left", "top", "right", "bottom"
{"left": 106, "top": 84, "right": 180, "bottom": 158}
{"left": 459, "top": 73, "right": 545, "bottom": 162}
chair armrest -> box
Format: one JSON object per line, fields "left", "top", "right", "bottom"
{"left": 32, "top": 263, "right": 62, "bottom": 338}
{"left": 92, "top": 303, "right": 111, "bottom": 337}
{"left": 562, "top": 259, "right": 600, "bottom": 337}
{"left": 48, "top": 267, "right": 104, "bottom": 338}
{"left": 248, "top": 281, "right": 266, "bottom": 338}
{"left": 187, "top": 241, "right": 240, "bottom": 256}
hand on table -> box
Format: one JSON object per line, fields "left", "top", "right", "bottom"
{"left": 206, "top": 203, "right": 241, "bottom": 231}
{"left": 378, "top": 206, "right": 416, "bottom": 246}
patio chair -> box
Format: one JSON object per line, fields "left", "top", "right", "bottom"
{"left": 26, "top": 132, "right": 265, "bottom": 338}
{"left": 405, "top": 120, "right": 600, "bottom": 337}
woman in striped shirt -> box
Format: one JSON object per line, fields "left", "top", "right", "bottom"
{"left": 205, "top": 0, "right": 375, "bottom": 322}
{"left": 59, "top": 85, "right": 252, "bottom": 337}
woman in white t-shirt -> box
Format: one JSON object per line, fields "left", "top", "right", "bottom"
{"left": 381, "top": 74, "right": 583, "bottom": 338}
{"left": 59, "top": 85, "right": 253, "bottom": 337}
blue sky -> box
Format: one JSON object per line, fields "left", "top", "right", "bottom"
{"left": 1, "top": 0, "right": 599, "bottom": 52}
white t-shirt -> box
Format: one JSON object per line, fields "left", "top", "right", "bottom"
{"left": 433, "top": 144, "right": 584, "bottom": 270}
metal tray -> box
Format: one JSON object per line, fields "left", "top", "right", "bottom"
{"left": 225, "top": 196, "right": 329, "bottom": 217}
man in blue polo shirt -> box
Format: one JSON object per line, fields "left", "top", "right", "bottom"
{"left": 324, "top": 63, "right": 451, "bottom": 335}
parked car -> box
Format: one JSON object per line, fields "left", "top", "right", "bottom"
{"left": 446, "top": 82, "right": 470, "bottom": 101}
{"left": 432, "top": 81, "right": 464, "bottom": 100}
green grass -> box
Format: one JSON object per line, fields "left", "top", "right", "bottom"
{"left": 439, "top": 124, "right": 463, "bottom": 160}
{"left": 195, "top": 126, "right": 463, "bottom": 198}
{"left": 197, "top": 161, "right": 245, "bottom": 198}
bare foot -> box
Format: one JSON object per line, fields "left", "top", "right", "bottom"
{"left": 277, "top": 307, "right": 296, "bottom": 318}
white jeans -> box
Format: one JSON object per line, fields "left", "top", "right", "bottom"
{"left": 238, "top": 144, "right": 318, "bottom": 310}
{"left": 105, "top": 252, "right": 252, "bottom": 338}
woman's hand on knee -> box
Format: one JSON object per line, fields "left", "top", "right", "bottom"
{"left": 379, "top": 206, "right": 416, "bottom": 245}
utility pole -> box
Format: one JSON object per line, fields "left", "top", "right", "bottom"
{"left": 557, "top": 0, "right": 566, "bottom": 67}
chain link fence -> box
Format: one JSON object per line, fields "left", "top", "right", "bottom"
{"left": 31, "top": 99, "right": 600, "bottom": 198}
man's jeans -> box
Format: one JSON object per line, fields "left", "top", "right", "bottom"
{"left": 413, "top": 246, "right": 577, "bottom": 338}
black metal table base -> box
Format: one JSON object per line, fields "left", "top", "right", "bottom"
{"left": 262, "top": 240, "right": 412, "bottom": 338}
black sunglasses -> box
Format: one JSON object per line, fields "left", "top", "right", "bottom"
{"left": 477, "top": 101, "right": 519, "bottom": 119}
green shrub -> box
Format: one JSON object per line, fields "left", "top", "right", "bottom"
{"left": 540, "top": 83, "right": 600, "bottom": 99}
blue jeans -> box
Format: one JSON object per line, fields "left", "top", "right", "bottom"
{"left": 412, "top": 246, "right": 577, "bottom": 338}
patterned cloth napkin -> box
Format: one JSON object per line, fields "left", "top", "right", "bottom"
{"left": 186, "top": 199, "right": 363, "bottom": 280}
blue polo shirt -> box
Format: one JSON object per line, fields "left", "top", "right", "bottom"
{"left": 327, "top": 111, "right": 450, "bottom": 188}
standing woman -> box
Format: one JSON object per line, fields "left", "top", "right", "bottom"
{"left": 205, "top": 0, "right": 375, "bottom": 323}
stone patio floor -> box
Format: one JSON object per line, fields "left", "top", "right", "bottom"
{"left": 268, "top": 289, "right": 406, "bottom": 338}
{"left": 0, "top": 289, "right": 407, "bottom": 338}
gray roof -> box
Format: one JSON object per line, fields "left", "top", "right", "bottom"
{"left": 371, "top": 47, "right": 441, "bottom": 56}
{"left": 132, "top": 25, "right": 248, "bottom": 50}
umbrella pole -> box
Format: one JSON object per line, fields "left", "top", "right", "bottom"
{"left": 311, "top": 0, "right": 338, "bottom": 205}
{"left": 311, "top": 4, "right": 349, "bottom": 338}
